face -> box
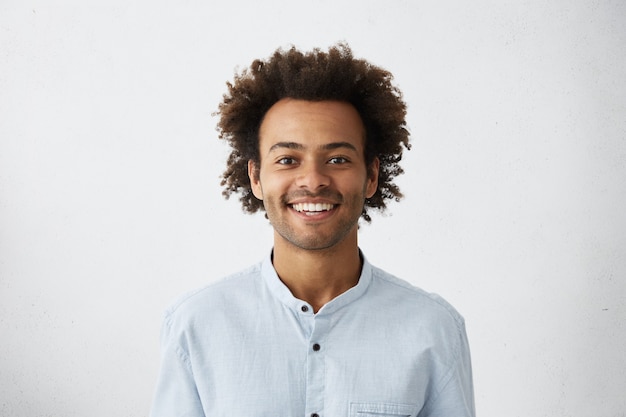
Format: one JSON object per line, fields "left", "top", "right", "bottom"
{"left": 249, "top": 99, "right": 379, "bottom": 252}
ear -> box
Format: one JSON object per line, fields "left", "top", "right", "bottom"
{"left": 365, "top": 157, "right": 379, "bottom": 199}
{"left": 248, "top": 160, "right": 263, "bottom": 200}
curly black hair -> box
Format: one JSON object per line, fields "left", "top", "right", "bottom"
{"left": 217, "top": 43, "right": 410, "bottom": 222}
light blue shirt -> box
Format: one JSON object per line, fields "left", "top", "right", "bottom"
{"left": 150, "top": 253, "right": 475, "bottom": 417}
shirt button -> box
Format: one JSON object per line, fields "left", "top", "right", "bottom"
{"left": 301, "top": 305, "right": 309, "bottom": 312}
{"left": 312, "top": 343, "right": 321, "bottom": 351}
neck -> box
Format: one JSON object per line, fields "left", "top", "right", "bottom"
{"left": 272, "top": 232, "right": 362, "bottom": 313}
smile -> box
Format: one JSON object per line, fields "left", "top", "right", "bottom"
{"left": 291, "top": 202, "right": 335, "bottom": 215}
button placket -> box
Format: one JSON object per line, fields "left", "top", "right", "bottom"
{"left": 305, "top": 315, "right": 329, "bottom": 417}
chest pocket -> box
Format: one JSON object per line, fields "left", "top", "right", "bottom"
{"left": 349, "top": 402, "right": 418, "bottom": 417}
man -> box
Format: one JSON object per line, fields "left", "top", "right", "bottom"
{"left": 150, "top": 44, "right": 475, "bottom": 417}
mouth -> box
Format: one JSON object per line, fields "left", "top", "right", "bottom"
{"left": 290, "top": 202, "right": 336, "bottom": 216}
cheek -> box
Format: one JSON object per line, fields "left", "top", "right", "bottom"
{"left": 338, "top": 175, "right": 370, "bottom": 196}
{"left": 258, "top": 172, "right": 287, "bottom": 198}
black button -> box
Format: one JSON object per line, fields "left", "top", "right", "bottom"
{"left": 312, "top": 343, "right": 321, "bottom": 351}
{"left": 301, "top": 305, "right": 309, "bottom": 312}
{"left": 311, "top": 414, "right": 319, "bottom": 417}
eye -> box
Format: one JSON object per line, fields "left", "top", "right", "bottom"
{"left": 328, "top": 156, "right": 349, "bottom": 164}
{"left": 277, "top": 157, "right": 297, "bottom": 165}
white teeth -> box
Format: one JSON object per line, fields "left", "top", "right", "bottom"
{"left": 292, "top": 203, "right": 334, "bottom": 213}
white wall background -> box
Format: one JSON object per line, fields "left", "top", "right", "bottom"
{"left": 1, "top": 1, "right": 625, "bottom": 416}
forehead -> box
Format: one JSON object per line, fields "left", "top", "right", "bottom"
{"left": 259, "top": 99, "right": 365, "bottom": 152}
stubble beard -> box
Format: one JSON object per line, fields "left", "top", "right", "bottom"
{"left": 265, "top": 188, "right": 366, "bottom": 252}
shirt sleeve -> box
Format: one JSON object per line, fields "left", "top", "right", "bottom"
{"left": 149, "top": 314, "right": 206, "bottom": 417}
{"left": 418, "top": 321, "right": 475, "bottom": 417}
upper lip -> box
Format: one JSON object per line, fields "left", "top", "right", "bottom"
{"left": 288, "top": 198, "right": 338, "bottom": 205}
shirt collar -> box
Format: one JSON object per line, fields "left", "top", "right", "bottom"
{"left": 261, "top": 249, "right": 373, "bottom": 316}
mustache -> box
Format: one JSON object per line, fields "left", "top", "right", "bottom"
{"left": 281, "top": 189, "right": 343, "bottom": 204}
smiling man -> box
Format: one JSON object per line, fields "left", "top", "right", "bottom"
{"left": 150, "top": 44, "right": 475, "bottom": 417}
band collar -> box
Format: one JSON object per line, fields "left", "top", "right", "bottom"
{"left": 261, "top": 249, "right": 373, "bottom": 316}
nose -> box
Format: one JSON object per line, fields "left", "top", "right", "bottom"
{"left": 295, "top": 162, "right": 330, "bottom": 190}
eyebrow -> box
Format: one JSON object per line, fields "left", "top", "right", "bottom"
{"left": 268, "top": 141, "right": 358, "bottom": 154}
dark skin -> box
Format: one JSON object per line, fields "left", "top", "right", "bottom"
{"left": 249, "top": 99, "right": 379, "bottom": 312}
{"left": 218, "top": 44, "right": 409, "bottom": 223}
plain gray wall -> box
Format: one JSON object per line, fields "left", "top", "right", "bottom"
{"left": 1, "top": 1, "right": 625, "bottom": 416}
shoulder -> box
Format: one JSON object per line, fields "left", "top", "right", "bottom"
{"left": 368, "top": 264, "right": 466, "bottom": 330}
{"left": 364, "top": 264, "right": 470, "bottom": 370}
{"left": 163, "top": 262, "right": 263, "bottom": 324}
